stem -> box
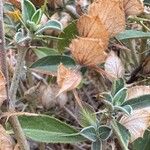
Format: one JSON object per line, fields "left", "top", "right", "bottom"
{"left": 0, "top": 0, "right": 9, "bottom": 104}
{"left": 72, "top": 89, "right": 83, "bottom": 108}
{"left": 0, "top": 1, "right": 29, "bottom": 149}
{"left": 9, "top": 48, "right": 30, "bottom": 150}
{"left": 111, "top": 119, "right": 129, "bottom": 150}
{"left": 9, "top": 48, "right": 27, "bottom": 107}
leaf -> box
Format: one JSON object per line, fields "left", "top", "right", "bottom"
{"left": 0, "top": 71, "right": 6, "bottom": 107}
{"left": 31, "top": 9, "right": 42, "bottom": 25}
{"left": 33, "top": 47, "right": 59, "bottom": 58}
{"left": 80, "top": 126, "right": 97, "bottom": 142}
{"left": 114, "top": 105, "right": 133, "bottom": 115}
{"left": 57, "top": 64, "right": 82, "bottom": 95}
{"left": 132, "top": 130, "right": 150, "bottom": 150}
{"left": 111, "top": 78, "right": 125, "bottom": 96}
{"left": 98, "top": 125, "right": 112, "bottom": 140}
{"left": 105, "top": 51, "right": 125, "bottom": 81}
{"left": 78, "top": 102, "right": 97, "bottom": 127}
{"left": 111, "top": 120, "right": 130, "bottom": 150}
{"left": 57, "top": 21, "right": 78, "bottom": 53}
{"left": 127, "top": 86, "right": 150, "bottom": 100}
{"left": 19, "top": 115, "right": 86, "bottom": 143}
{"left": 88, "top": 0, "right": 125, "bottom": 37}
{"left": 113, "top": 88, "right": 127, "bottom": 106}
{"left": 123, "top": 0, "right": 144, "bottom": 16}
{"left": 70, "top": 37, "right": 107, "bottom": 66}
{"left": 35, "top": 20, "right": 62, "bottom": 35}
{"left": 0, "top": 125, "right": 14, "bottom": 150}
{"left": 101, "top": 92, "right": 113, "bottom": 102}
{"left": 21, "top": 0, "right": 36, "bottom": 22}
{"left": 14, "top": 31, "right": 31, "bottom": 44}
{"left": 116, "top": 30, "right": 150, "bottom": 40}
{"left": 30, "top": 55, "right": 76, "bottom": 75}
{"left": 122, "top": 95, "right": 150, "bottom": 110}
{"left": 77, "top": 15, "right": 109, "bottom": 44}
{"left": 120, "top": 108, "right": 150, "bottom": 142}
{"left": 91, "top": 140, "right": 102, "bottom": 150}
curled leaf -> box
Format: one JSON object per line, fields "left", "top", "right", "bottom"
{"left": 57, "top": 64, "right": 82, "bottom": 95}
{"left": 88, "top": 0, "right": 125, "bottom": 37}
{"left": 104, "top": 51, "right": 125, "bottom": 81}
{"left": 0, "top": 71, "right": 6, "bottom": 107}
{"left": 0, "top": 125, "right": 14, "bottom": 150}
{"left": 120, "top": 107, "right": 150, "bottom": 142}
{"left": 70, "top": 37, "right": 108, "bottom": 66}
{"left": 123, "top": 0, "right": 144, "bottom": 16}
{"left": 127, "top": 86, "right": 150, "bottom": 100}
{"left": 77, "top": 15, "right": 109, "bottom": 42}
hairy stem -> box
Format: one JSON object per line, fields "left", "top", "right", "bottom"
{"left": 0, "top": 1, "right": 29, "bottom": 149}
{"left": 9, "top": 48, "right": 27, "bottom": 107}
{"left": 9, "top": 48, "right": 30, "bottom": 150}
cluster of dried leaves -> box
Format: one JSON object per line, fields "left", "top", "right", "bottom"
{"left": 58, "top": 0, "right": 144, "bottom": 94}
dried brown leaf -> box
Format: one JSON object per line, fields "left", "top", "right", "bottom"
{"left": 70, "top": 37, "right": 108, "bottom": 66}
{"left": 0, "top": 71, "right": 6, "bottom": 107}
{"left": 104, "top": 51, "right": 125, "bottom": 81}
{"left": 0, "top": 125, "right": 14, "bottom": 150}
{"left": 120, "top": 107, "right": 150, "bottom": 142}
{"left": 24, "top": 83, "right": 67, "bottom": 109}
{"left": 123, "top": 0, "right": 144, "bottom": 16}
{"left": 57, "top": 64, "right": 82, "bottom": 95}
{"left": 39, "top": 84, "right": 68, "bottom": 108}
{"left": 88, "top": 0, "right": 125, "bottom": 37}
{"left": 127, "top": 86, "right": 150, "bottom": 100}
{"left": 77, "top": 15, "right": 109, "bottom": 42}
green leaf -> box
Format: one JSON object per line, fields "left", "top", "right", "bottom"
{"left": 78, "top": 102, "right": 97, "bottom": 127}
{"left": 116, "top": 30, "right": 150, "bottom": 40}
{"left": 114, "top": 105, "right": 133, "bottom": 115}
{"left": 122, "top": 95, "right": 150, "bottom": 109}
{"left": 111, "top": 78, "right": 125, "bottom": 96}
{"left": 19, "top": 115, "right": 86, "bottom": 143}
{"left": 33, "top": 47, "right": 59, "bottom": 58}
{"left": 57, "top": 21, "right": 78, "bottom": 53}
{"left": 132, "top": 130, "right": 150, "bottom": 150}
{"left": 113, "top": 88, "right": 127, "bottom": 106}
{"left": 98, "top": 125, "right": 112, "bottom": 141}
{"left": 80, "top": 126, "right": 97, "bottom": 142}
{"left": 35, "top": 20, "right": 62, "bottom": 35}
{"left": 26, "top": 20, "right": 39, "bottom": 32}
{"left": 111, "top": 120, "right": 130, "bottom": 150}
{"left": 92, "top": 140, "right": 102, "bottom": 150}
{"left": 14, "top": 31, "right": 31, "bottom": 44}
{"left": 102, "top": 92, "right": 113, "bottom": 102}
{"left": 21, "top": 0, "right": 36, "bottom": 22}
{"left": 30, "top": 55, "right": 76, "bottom": 73}
{"left": 31, "top": 9, "right": 42, "bottom": 25}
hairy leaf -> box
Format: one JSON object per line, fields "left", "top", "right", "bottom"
{"left": 19, "top": 115, "right": 86, "bottom": 143}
